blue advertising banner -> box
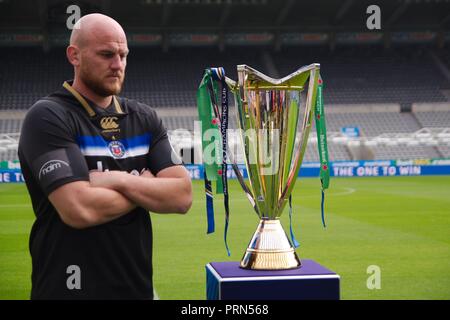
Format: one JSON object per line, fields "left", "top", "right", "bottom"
{"left": 340, "top": 127, "right": 360, "bottom": 138}
{"left": 2, "top": 160, "right": 450, "bottom": 183}
{"left": 0, "top": 169, "right": 25, "bottom": 183}
{"left": 329, "top": 161, "right": 450, "bottom": 177}
{"left": 183, "top": 161, "right": 450, "bottom": 180}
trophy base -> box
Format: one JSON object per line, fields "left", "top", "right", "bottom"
{"left": 240, "top": 219, "right": 301, "bottom": 270}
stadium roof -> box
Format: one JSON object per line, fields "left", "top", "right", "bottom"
{"left": 1, "top": 0, "right": 449, "bottom": 32}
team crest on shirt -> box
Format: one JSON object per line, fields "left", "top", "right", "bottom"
{"left": 108, "top": 141, "right": 126, "bottom": 158}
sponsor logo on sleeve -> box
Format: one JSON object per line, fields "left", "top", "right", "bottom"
{"left": 32, "top": 149, "right": 74, "bottom": 191}
{"left": 38, "top": 160, "right": 70, "bottom": 180}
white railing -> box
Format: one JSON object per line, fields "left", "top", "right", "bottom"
{"left": 0, "top": 133, "right": 20, "bottom": 153}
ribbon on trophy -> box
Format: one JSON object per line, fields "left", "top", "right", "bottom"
{"left": 314, "top": 75, "right": 330, "bottom": 227}
{"left": 197, "top": 67, "right": 231, "bottom": 256}
{"left": 288, "top": 195, "right": 300, "bottom": 248}
{"left": 285, "top": 74, "right": 330, "bottom": 248}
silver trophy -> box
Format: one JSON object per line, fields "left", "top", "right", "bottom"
{"left": 198, "top": 63, "right": 323, "bottom": 270}
{"left": 226, "top": 64, "right": 321, "bottom": 270}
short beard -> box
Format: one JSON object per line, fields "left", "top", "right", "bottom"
{"left": 80, "top": 67, "right": 124, "bottom": 97}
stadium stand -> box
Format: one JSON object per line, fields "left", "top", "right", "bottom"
{"left": 414, "top": 110, "right": 450, "bottom": 128}
{"left": 325, "top": 111, "right": 421, "bottom": 136}
{"left": 303, "top": 142, "right": 351, "bottom": 163}
{"left": 273, "top": 46, "right": 448, "bottom": 105}
{"left": 0, "top": 119, "right": 23, "bottom": 134}
{"left": 0, "top": 46, "right": 448, "bottom": 108}
{"left": 0, "top": 45, "right": 449, "bottom": 162}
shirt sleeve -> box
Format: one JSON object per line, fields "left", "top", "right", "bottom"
{"left": 18, "top": 100, "right": 89, "bottom": 195}
{"left": 145, "top": 108, "right": 182, "bottom": 175}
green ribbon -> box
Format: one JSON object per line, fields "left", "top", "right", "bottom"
{"left": 197, "top": 69, "right": 224, "bottom": 192}
{"left": 314, "top": 75, "right": 330, "bottom": 227}
{"left": 197, "top": 68, "right": 233, "bottom": 255}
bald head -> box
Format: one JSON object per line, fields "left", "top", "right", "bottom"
{"left": 66, "top": 14, "right": 129, "bottom": 105}
{"left": 70, "top": 13, "right": 127, "bottom": 48}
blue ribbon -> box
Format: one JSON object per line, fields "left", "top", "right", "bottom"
{"left": 218, "top": 70, "right": 231, "bottom": 256}
{"left": 205, "top": 179, "right": 215, "bottom": 234}
{"left": 224, "top": 216, "right": 230, "bottom": 257}
{"left": 321, "top": 185, "right": 326, "bottom": 228}
{"left": 288, "top": 195, "right": 300, "bottom": 248}
{"left": 209, "top": 67, "right": 231, "bottom": 256}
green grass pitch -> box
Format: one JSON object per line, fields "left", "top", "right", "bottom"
{"left": 1, "top": 176, "right": 449, "bottom": 299}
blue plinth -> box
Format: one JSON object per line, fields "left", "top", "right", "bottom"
{"left": 206, "top": 259, "right": 340, "bottom": 300}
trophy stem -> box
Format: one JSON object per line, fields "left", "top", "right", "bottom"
{"left": 240, "top": 219, "right": 301, "bottom": 270}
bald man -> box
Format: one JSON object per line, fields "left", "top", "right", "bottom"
{"left": 18, "top": 14, "right": 192, "bottom": 299}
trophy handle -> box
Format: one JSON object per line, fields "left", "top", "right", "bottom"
{"left": 277, "top": 67, "right": 320, "bottom": 212}
{"left": 225, "top": 77, "right": 237, "bottom": 90}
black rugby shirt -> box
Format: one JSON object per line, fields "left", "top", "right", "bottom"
{"left": 18, "top": 81, "right": 178, "bottom": 299}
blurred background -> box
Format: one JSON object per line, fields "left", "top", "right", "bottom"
{"left": 0, "top": 0, "right": 449, "bottom": 165}
{"left": 0, "top": 0, "right": 450, "bottom": 300}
